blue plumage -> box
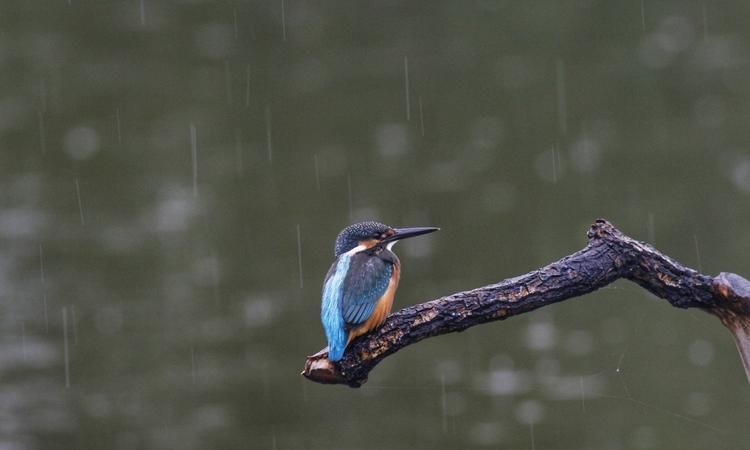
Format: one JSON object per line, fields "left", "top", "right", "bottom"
{"left": 321, "top": 254, "right": 352, "bottom": 361}
{"left": 321, "top": 253, "right": 393, "bottom": 361}
{"left": 341, "top": 255, "right": 392, "bottom": 324}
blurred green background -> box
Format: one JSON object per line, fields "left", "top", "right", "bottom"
{"left": 2, "top": 1, "right": 750, "bottom": 449}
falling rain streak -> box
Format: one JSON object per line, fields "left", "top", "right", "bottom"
{"left": 63, "top": 307, "right": 70, "bottom": 388}
{"left": 281, "top": 0, "right": 287, "bottom": 41}
{"left": 404, "top": 56, "right": 411, "bottom": 121}
{"left": 265, "top": 107, "right": 273, "bottom": 162}
{"left": 75, "top": 178, "right": 85, "bottom": 225}
{"left": 140, "top": 0, "right": 146, "bottom": 26}
{"left": 640, "top": 0, "right": 646, "bottom": 31}
{"left": 190, "top": 123, "right": 198, "bottom": 198}
{"left": 296, "top": 225, "right": 303, "bottom": 289}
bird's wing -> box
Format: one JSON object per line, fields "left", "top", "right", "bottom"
{"left": 340, "top": 253, "right": 393, "bottom": 326}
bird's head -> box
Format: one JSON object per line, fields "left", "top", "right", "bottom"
{"left": 334, "top": 221, "right": 439, "bottom": 257}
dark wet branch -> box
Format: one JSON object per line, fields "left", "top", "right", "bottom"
{"left": 302, "top": 219, "right": 750, "bottom": 388}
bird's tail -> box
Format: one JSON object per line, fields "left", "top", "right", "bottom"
{"left": 321, "top": 294, "right": 347, "bottom": 361}
{"left": 323, "top": 314, "right": 346, "bottom": 361}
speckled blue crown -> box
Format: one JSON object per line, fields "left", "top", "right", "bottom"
{"left": 334, "top": 221, "right": 391, "bottom": 256}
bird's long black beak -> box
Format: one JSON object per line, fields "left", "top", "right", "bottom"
{"left": 383, "top": 226, "right": 440, "bottom": 243}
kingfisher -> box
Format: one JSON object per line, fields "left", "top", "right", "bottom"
{"left": 320, "top": 221, "right": 439, "bottom": 361}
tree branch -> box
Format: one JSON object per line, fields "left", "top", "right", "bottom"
{"left": 302, "top": 219, "right": 750, "bottom": 387}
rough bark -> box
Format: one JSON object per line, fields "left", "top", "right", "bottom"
{"left": 302, "top": 219, "right": 750, "bottom": 388}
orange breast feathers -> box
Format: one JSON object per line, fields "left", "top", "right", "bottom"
{"left": 347, "top": 263, "right": 401, "bottom": 344}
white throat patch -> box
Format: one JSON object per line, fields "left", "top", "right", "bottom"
{"left": 343, "top": 244, "right": 368, "bottom": 256}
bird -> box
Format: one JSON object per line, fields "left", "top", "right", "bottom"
{"left": 320, "top": 221, "right": 439, "bottom": 361}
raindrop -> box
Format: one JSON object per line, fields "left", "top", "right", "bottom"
{"left": 75, "top": 178, "right": 85, "bottom": 225}
{"left": 529, "top": 423, "right": 536, "bottom": 450}
{"left": 534, "top": 148, "right": 564, "bottom": 183}
{"left": 640, "top": 0, "right": 646, "bottom": 32}
{"left": 616, "top": 352, "right": 626, "bottom": 372}
{"left": 404, "top": 56, "right": 411, "bottom": 121}
{"left": 281, "top": 0, "right": 287, "bottom": 41}
{"left": 265, "top": 107, "right": 273, "bottom": 163}
{"left": 63, "top": 306, "right": 70, "bottom": 388}
{"left": 190, "top": 123, "right": 198, "bottom": 198}
{"left": 701, "top": 3, "right": 708, "bottom": 39}
{"left": 296, "top": 224, "right": 303, "bottom": 289}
